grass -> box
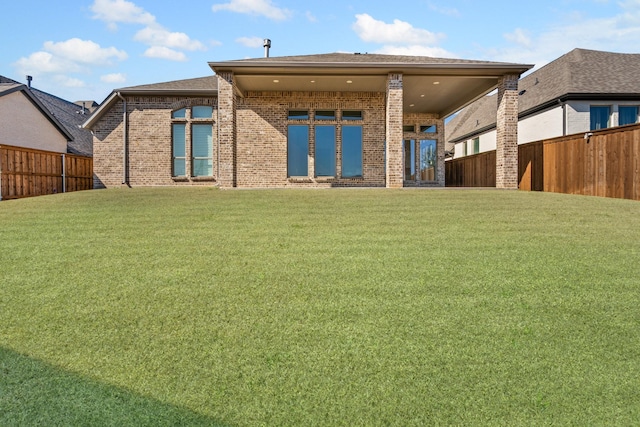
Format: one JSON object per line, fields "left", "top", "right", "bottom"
{"left": 1, "top": 187, "right": 639, "bottom": 426}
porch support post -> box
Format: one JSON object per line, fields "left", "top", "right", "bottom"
{"left": 496, "top": 74, "right": 519, "bottom": 189}
{"left": 217, "top": 71, "right": 236, "bottom": 188}
{"left": 386, "top": 72, "right": 404, "bottom": 188}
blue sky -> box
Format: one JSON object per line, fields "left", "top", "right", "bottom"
{"left": 2, "top": 0, "right": 640, "bottom": 103}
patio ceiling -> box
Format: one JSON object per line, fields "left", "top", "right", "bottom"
{"left": 210, "top": 58, "right": 532, "bottom": 118}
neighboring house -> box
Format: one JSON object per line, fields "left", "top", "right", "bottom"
{"left": 0, "top": 82, "right": 73, "bottom": 153}
{"left": 84, "top": 52, "right": 531, "bottom": 189}
{"left": 446, "top": 48, "right": 640, "bottom": 158}
{"left": 0, "top": 76, "right": 95, "bottom": 156}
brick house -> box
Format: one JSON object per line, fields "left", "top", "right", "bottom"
{"left": 447, "top": 49, "right": 640, "bottom": 159}
{"left": 84, "top": 52, "right": 531, "bottom": 189}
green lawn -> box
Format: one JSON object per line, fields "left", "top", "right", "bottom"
{"left": 1, "top": 188, "right": 639, "bottom": 426}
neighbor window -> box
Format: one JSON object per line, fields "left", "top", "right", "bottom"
{"left": 473, "top": 137, "right": 480, "bottom": 155}
{"left": 619, "top": 106, "right": 639, "bottom": 126}
{"left": 590, "top": 106, "right": 610, "bottom": 130}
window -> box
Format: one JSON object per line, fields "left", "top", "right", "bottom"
{"left": 342, "top": 126, "right": 363, "bottom": 177}
{"left": 590, "top": 106, "right": 610, "bottom": 130}
{"left": 403, "top": 125, "right": 415, "bottom": 132}
{"left": 473, "top": 137, "right": 480, "bottom": 155}
{"left": 171, "top": 106, "right": 213, "bottom": 178}
{"left": 288, "top": 125, "right": 309, "bottom": 176}
{"left": 172, "top": 123, "right": 186, "bottom": 176}
{"left": 288, "top": 110, "right": 309, "bottom": 120}
{"left": 343, "top": 111, "right": 363, "bottom": 121}
{"left": 315, "top": 126, "right": 336, "bottom": 176}
{"left": 619, "top": 106, "right": 639, "bottom": 126}
{"left": 404, "top": 140, "right": 415, "bottom": 180}
{"left": 192, "top": 124, "right": 213, "bottom": 176}
{"left": 420, "top": 125, "right": 437, "bottom": 133}
{"left": 287, "top": 110, "right": 363, "bottom": 179}
{"left": 192, "top": 106, "right": 213, "bottom": 119}
{"left": 420, "top": 140, "right": 437, "bottom": 181}
{"left": 316, "top": 110, "right": 336, "bottom": 120}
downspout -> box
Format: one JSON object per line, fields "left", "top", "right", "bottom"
{"left": 558, "top": 99, "right": 567, "bottom": 136}
{"left": 116, "top": 92, "right": 128, "bottom": 185}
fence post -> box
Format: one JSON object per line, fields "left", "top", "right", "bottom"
{"left": 62, "top": 153, "right": 66, "bottom": 193}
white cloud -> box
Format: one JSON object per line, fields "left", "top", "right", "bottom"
{"left": 305, "top": 11, "right": 317, "bottom": 23}
{"left": 374, "top": 45, "right": 457, "bottom": 58}
{"left": 504, "top": 28, "right": 532, "bottom": 48}
{"left": 91, "top": 0, "right": 155, "bottom": 29}
{"left": 143, "top": 46, "right": 188, "bottom": 61}
{"left": 91, "top": 0, "right": 206, "bottom": 60}
{"left": 101, "top": 73, "right": 127, "bottom": 83}
{"left": 14, "top": 39, "right": 127, "bottom": 77}
{"left": 134, "top": 26, "right": 206, "bottom": 51}
{"left": 54, "top": 75, "right": 87, "bottom": 88}
{"left": 427, "top": 2, "right": 460, "bottom": 17}
{"left": 212, "top": 0, "right": 292, "bottom": 21}
{"left": 353, "top": 14, "right": 444, "bottom": 45}
{"left": 43, "top": 38, "right": 128, "bottom": 65}
{"left": 236, "top": 36, "right": 265, "bottom": 48}
{"left": 14, "top": 51, "right": 77, "bottom": 75}
{"left": 487, "top": 2, "right": 640, "bottom": 68}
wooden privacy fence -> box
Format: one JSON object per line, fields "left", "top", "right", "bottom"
{"left": 0, "top": 145, "right": 93, "bottom": 200}
{"left": 446, "top": 123, "right": 640, "bottom": 201}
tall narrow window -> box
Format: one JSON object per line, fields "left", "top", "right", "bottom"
{"left": 192, "top": 124, "right": 213, "bottom": 176}
{"left": 473, "top": 137, "right": 480, "bottom": 154}
{"left": 315, "top": 126, "right": 336, "bottom": 176}
{"left": 619, "top": 106, "right": 639, "bottom": 126}
{"left": 404, "top": 140, "right": 416, "bottom": 180}
{"left": 172, "top": 123, "right": 186, "bottom": 176}
{"left": 342, "top": 126, "right": 363, "bottom": 177}
{"left": 288, "top": 125, "right": 309, "bottom": 176}
{"left": 420, "top": 140, "right": 437, "bottom": 181}
{"left": 590, "top": 106, "right": 610, "bottom": 130}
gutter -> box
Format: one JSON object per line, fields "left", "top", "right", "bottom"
{"left": 116, "top": 92, "right": 128, "bottom": 185}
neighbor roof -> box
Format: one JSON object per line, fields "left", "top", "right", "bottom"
{"left": 1, "top": 75, "right": 93, "bottom": 155}
{"left": 446, "top": 48, "right": 640, "bottom": 144}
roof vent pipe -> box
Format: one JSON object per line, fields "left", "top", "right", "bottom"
{"left": 26, "top": 75, "right": 33, "bottom": 88}
{"left": 263, "top": 39, "right": 271, "bottom": 58}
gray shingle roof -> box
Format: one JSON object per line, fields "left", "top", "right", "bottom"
{"left": 0, "top": 75, "right": 94, "bottom": 156}
{"left": 446, "top": 48, "right": 640, "bottom": 144}
{"left": 116, "top": 75, "right": 217, "bottom": 92}
{"left": 226, "top": 52, "right": 517, "bottom": 66}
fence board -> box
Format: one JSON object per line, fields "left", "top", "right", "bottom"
{"left": 446, "top": 123, "right": 640, "bottom": 201}
{"left": 0, "top": 145, "right": 92, "bottom": 200}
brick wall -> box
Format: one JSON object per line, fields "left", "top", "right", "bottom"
{"left": 496, "top": 74, "right": 519, "bottom": 189}
{"left": 92, "top": 96, "right": 217, "bottom": 188}
{"left": 235, "top": 91, "right": 386, "bottom": 188}
{"left": 92, "top": 89, "right": 448, "bottom": 189}
{"left": 386, "top": 73, "right": 404, "bottom": 188}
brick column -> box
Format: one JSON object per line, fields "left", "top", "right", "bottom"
{"left": 386, "top": 73, "right": 403, "bottom": 188}
{"left": 496, "top": 74, "right": 519, "bottom": 189}
{"left": 217, "top": 71, "right": 236, "bottom": 188}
